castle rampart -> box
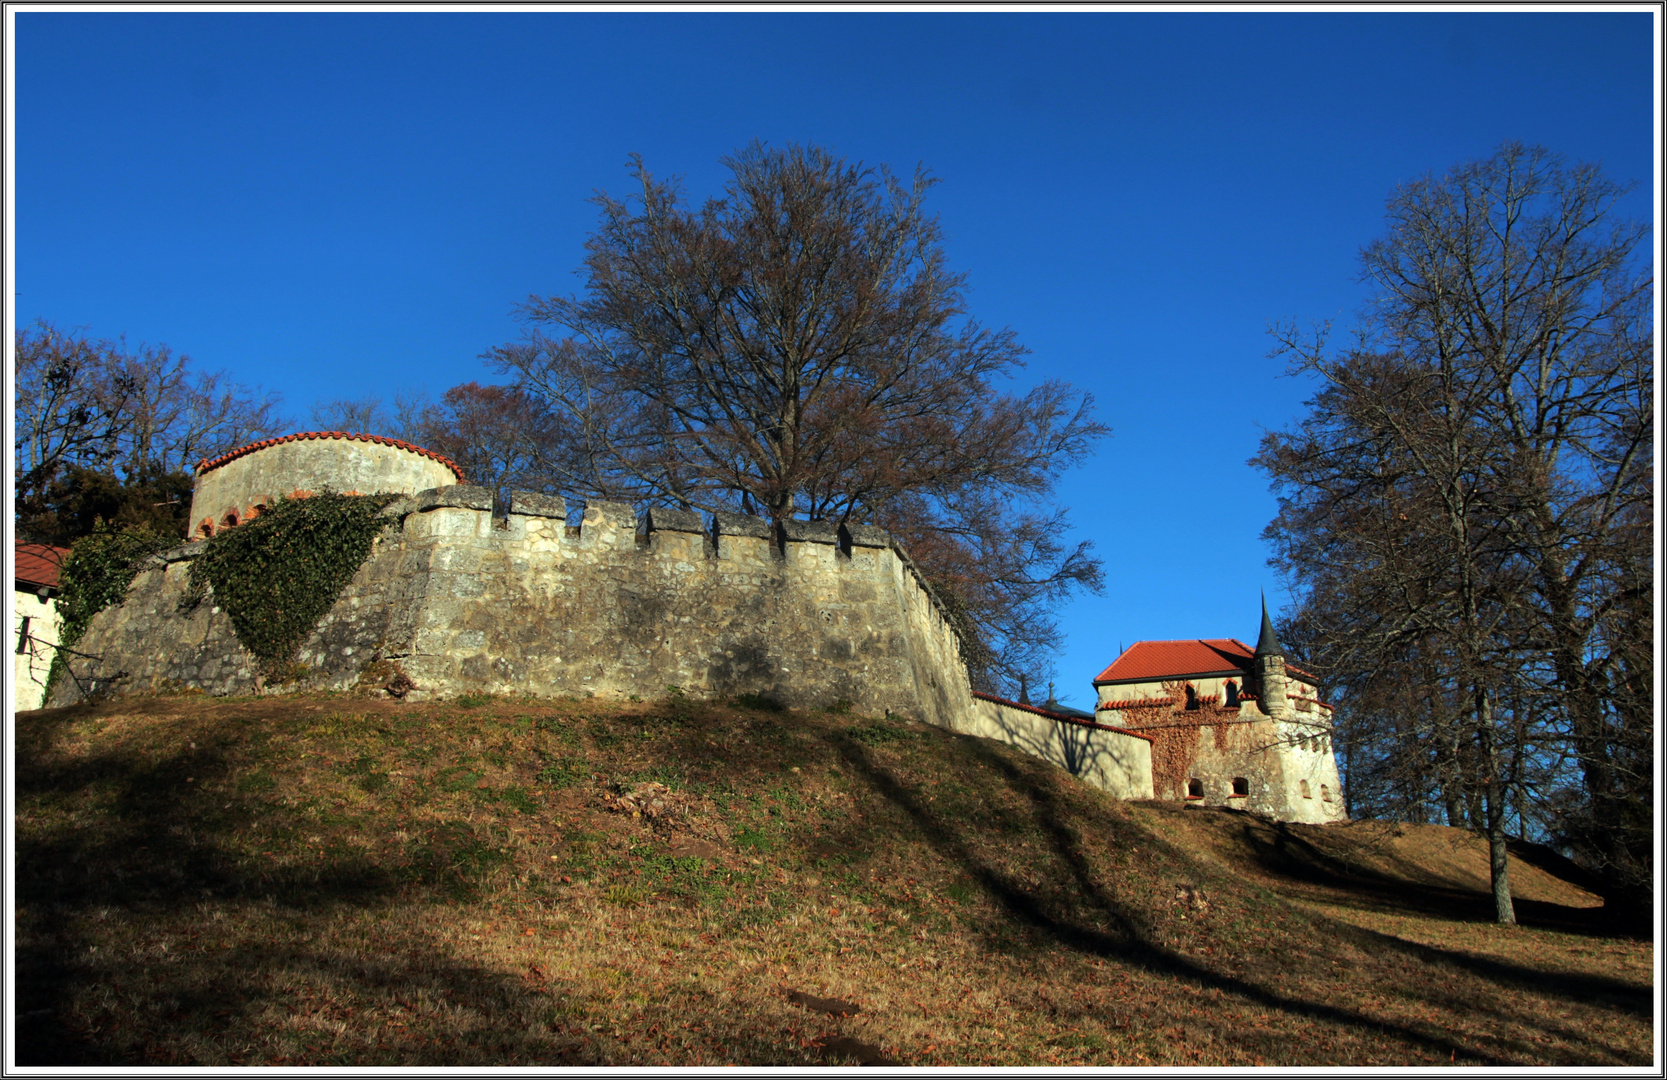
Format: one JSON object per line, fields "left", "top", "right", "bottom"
{"left": 52, "top": 487, "right": 978, "bottom": 731}
{"left": 965, "top": 693, "right": 1154, "bottom": 800}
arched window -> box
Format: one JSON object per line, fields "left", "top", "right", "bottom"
{"left": 1231, "top": 777, "right": 1249, "bottom": 798}
{"left": 1224, "top": 680, "right": 1239, "bottom": 706}
{"left": 1184, "top": 685, "right": 1200, "bottom": 711}
{"left": 1320, "top": 784, "right": 1331, "bottom": 802}
{"left": 221, "top": 509, "right": 240, "bottom": 530}
{"left": 1186, "top": 778, "right": 1204, "bottom": 800}
{"left": 1300, "top": 779, "right": 1312, "bottom": 799}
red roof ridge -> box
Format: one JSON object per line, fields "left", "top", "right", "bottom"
{"left": 1092, "top": 637, "right": 1319, "bottom": 687}
{"left": 973, "top": 690, "right": 1154, "bottom": 744}
{"left": 194, "top": 431, "right": 467, "bottom": 483}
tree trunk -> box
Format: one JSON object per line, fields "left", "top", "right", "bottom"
{"left": 1477, "top": 691, "right": 1516, "bottom": 926}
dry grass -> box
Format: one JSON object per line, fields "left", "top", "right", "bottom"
{"left": 13, "top": 690, "right": 1654, "bottom": 1067}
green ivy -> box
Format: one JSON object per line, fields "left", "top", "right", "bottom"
{"left": 46, "top": 524, "right": 179, "bottom": 697}
{"left": 188, "top": 491, "right": 399, "bottom": 677}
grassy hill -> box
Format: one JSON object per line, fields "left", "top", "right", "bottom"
{"left": 14, "top": 689, "right": 1653, "bottom": 1067}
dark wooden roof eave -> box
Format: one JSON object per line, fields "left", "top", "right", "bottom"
{"left": 1093, "top": 668, "right": 1251, "bottom": 686}
{"left": 1093, "top": 666, "right": 1319, "bottom": 688}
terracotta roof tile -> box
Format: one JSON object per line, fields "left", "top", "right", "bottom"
{"left": 194, "top": 431, "right": 467, "bottom": 482}
{"left": 15, "top": 542, "right": 70, "bottom": 592}
{"left": 1094, "top": 639, "right": 1318, "bottom": 685}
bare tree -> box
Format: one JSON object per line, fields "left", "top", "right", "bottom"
{"left": 109, "top": 341, "right": 285, "bottom": 476}
{"left": 410, "top": 382, "right": 572, "bottom": 496}
{"left": 490, "top": 143, "right": 1107, "bottom": 691}
{"left": 14, "top": 320, "right": 286, "bottom": 542}
{"left": 1257, "top": 345, "right": 1534, "bottom": 923}
{"left": 15, "top": 321, "right": 129, "bottom": 516}
{"left": 308, "top": 396, "right": 390, "bottom": 434}
{"left": 1258, "top": 144, "right": 1653, "bottom": 920}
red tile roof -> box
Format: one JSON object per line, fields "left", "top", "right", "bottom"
{"left": 1094, "top": 639, "right": 1317, "bottom": 686}
{"left": 195, "top": 432, "right": 467, "bottom": 482}
{"left": 15, "top": 542, "right": 70, "bottom": 592}
{"left": 973, "top": 691, "right": 1154, "bottom": 744}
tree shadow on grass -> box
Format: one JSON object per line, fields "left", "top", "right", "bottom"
{"left": 12, "top": 702, "right": 593, "bottom": 1066}
{"left": 1209, "top": 812, "right": 1645, "bottom": 940}
{"left": 828, "top": 728, "right": 1644, "bottom": 1067}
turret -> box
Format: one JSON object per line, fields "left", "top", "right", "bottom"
{"left": 1254, "top": 594, "right": 1290, "bottom": 720}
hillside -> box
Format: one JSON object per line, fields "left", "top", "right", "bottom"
{"left": 14, "top": 690, "right": 1653, "bottom": 1067}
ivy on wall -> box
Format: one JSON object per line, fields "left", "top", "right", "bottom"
{"left": 46, "top": 524, "right": 179, "bottom": 696}
{"left": 189, "top": 492, "right": 399, "bottom": 678}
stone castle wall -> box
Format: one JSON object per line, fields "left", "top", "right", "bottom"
{"left": 964, "top": 695, "right": 1154, "bottom": 801}
{"left": 51, "top": 486, "right": 977, "bottom": 731}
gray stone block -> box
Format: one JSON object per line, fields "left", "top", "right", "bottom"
{"left": 644, "top": 506, "right": 705, "bottom": 534}
{"left": 376, "top": 495, "right": 417, "bottom": 520}
{"left": 780, "top": 519, "right": 840, "bottom": 545}
{"left": 583, "top": 500, "right": 638, "bottom": 530}
{"left": 509, "top": 490, "right": 567, "bottom": 519}
{"left": 158, "top": 544, "right": 204, "bottom": 563}
{"left": 712, "top": 510, "right": 772, "bottom": 539}
{"left": 841, "top": 523, "right": 891, "bottom": 549}
{"left": 415, "top": 485, "right": 493, "bottom": 512}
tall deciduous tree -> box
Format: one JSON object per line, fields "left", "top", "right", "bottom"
{"left": 1258, "top": 144, "right": 1653, "bottom": 920}
{"left": 15, "top": 320, "right": 287, "bottom": 543}
{"left": 410, "top": 382, "right": 572, "bottom": 497}
{"left": 490, "top": 143, "right": 1106, "bottom": 691}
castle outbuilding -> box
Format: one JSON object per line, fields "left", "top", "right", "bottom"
{"left": 13, "top": 542, "right": 68, "bottom": 712}
{"left": 1090, "top": 601, "right": 1346, "bottom": 823}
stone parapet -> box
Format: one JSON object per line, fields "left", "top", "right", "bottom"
{"left": 509, "top": 491, "right": 567, "bottom": 520}
{"left": 780, "top": 519, "right": 841, "bottom": 546}
{"left": 51, "top": 500, "right": 977, "bottom": 734}
{"left": 643, "top": 506, "right": 705, "bottom": 534}
{"left": 712, "top": 510, "right": 772, "bottom": 539}
{"left": 415, "top": 485, "right": 494, "bottom": 512}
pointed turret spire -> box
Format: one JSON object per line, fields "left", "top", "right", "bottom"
{"left": 1017, "top": 674, "right": 1031, "bottom": 706}
{"left": 1255, "top": 593, "right": 1284, "bottom": 658}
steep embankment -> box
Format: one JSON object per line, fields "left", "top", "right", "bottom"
{"left": 14, "top": 691, "right": 1652, "bottom": 1067}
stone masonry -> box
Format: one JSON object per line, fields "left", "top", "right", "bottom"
{"left": 52, "top": 487, "right": 976, "bottom": 731}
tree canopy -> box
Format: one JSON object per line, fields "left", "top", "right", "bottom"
{"left": 488, "top": 143, "right": 1107, "bottom": 691}
{"left": 14, "top": 320, "right": 286, "bottom": 544}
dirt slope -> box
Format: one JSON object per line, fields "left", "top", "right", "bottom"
{"left": 13, "top": 691, "right": 1653, "bottom": 1067}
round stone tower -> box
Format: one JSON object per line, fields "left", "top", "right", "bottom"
{"left": 187, "top": 432, "right": 466, "bottom": 539}
{"left": 1252, "top": 594, "right": 1290, "bottom": 720}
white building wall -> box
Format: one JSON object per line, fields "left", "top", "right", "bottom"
{"left": 13, "top": 588, "right": 63, "bottom": 712}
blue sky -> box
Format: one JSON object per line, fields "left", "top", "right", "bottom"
{"left": 12, "top": 10, "right": 1657, "bottom": 708}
